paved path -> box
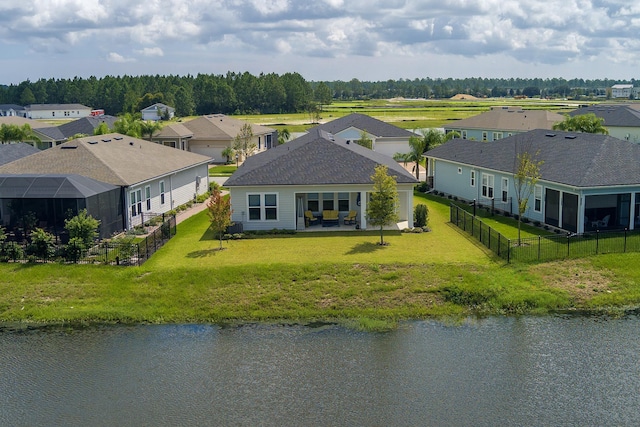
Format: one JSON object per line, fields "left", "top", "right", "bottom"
{"left": 175, "top": 190, "right": 229, "bottom": 224}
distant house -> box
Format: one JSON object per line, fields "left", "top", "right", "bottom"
{"left": 610, "top": 84, "right": 638, "bottom": 99}
{"left": 225, "top": 128, "right": 418, "bottom": 231}
{"left": 0, "top": 116, "right": 57, "bottom": 149}
{"left": 426, "top": 129, "right": 640, "bottom": 234}
{"left": 444, "top": 106, "right": 565, "bottom": 141}
{"left": 141, "top": 103, "right": 175, "bottom": 121}
{"left": 0, "top": 104, "right": 26, "bottom": 117}
{"left": 151, "top": 123, "right": 194, "bottom": 151}
{"left": 568, "top": 104, "right": 640, "bottom": 143}
{"left": 26, "top": 104, "right": 92, "bottom": 119}
{"left": 0, "top": 133, "right": 211, "bottom": 233}
{"left": 174, "top": 114, "right": 276, "bottom": 163}
{"left": 310, "top": 113, "right": 415, "bottom": 158}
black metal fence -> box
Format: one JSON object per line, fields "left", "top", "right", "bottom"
{"left": 450, "top": 204, "right": 640, "bottom": 263}
{"left": 0, "top": 215, "right": 176, "bottom": 266}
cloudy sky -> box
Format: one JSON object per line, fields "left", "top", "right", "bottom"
{"left": 2, "top": 0, "right": 640, "bottom": 85}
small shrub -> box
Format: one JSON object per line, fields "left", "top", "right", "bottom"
{"left": 414, "top": 204, "right": 429, "bottom": 228}
{"left": 27, "top": 228, "right": 56, "bottom": 261}
{"left": 534, "top": 221, "right": 541, "bottom": 227}
{"left": 415, "top": 181, "right": 429, "bottom": 193}
{"left": 447, "top": 194, "right": 452, "bottom": 199}
{"left": 411, "top": 227, "right": 424, "bottom": 233}
{"left": 522, "top": 217, "right": 530, "bottom": 223}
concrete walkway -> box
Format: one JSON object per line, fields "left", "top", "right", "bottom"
{"left": 175, "top": 190, "right": 229, "bottom": 224}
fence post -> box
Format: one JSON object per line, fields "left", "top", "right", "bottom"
{"left": 507, "top": 238, "right": 511, "bottom": 263}
{"left": 567, "top": 234, "right": 570, "bottom": 257}
{"left": 479, "top": 221, "right": 482, "bottom": 243}
{"left": 538, "top": 235, "right": 541, "bottom": 261}
{"left": 498, "top": 233, "right": 501, "bottom": 256}
{"left": 624, "top": 228, "right": 628, "bottom": 253}
{"left": 488, "top": 226, "right": 491, "bottom": 249}
{"left": 596, "top": 230, "right": 599, "bottom": 254}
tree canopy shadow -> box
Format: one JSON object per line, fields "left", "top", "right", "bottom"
{"left": 186, "top": 248, "right": 225, "bottom": 258}
{"left": 345, "top": 241, "right": 388, "bottom": 255}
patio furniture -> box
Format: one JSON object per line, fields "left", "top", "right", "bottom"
{"left": 304, "top": 210, "right": 319, "bottom": 226}
{"left": 322, "top": 210, "right": 340, "bottom": 227}
{"left": 344, "top": 210, "right": 357, "bottom": 225}
{"left": 594, "top": 214, "right": 610, "bottom": 229}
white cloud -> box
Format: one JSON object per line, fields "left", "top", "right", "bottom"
{"left": 107, "top": 52, "right": 134, "bottom": 63}
{"left": 137, "top": 47, "right": 164, "bottom": 57}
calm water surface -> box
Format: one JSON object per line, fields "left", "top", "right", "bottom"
{"left": 1, "top": 316, "right": 639, "bottom": 426}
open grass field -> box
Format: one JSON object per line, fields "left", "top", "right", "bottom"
{"left": 2, "top": 192, "right": 640, "bottom": 330}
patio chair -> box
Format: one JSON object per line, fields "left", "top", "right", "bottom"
{"left": 304, "top": 210, "right": 318, "bottom": 226}
{"left": 344, "top": 210, "right": 357, "bottom": 225}
{"left": 595, "top": 214, "right": 610, "bottom": 229}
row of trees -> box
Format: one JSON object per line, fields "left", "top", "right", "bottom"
{"left": 2, "top": 74, "right": 637, "bottom": 119}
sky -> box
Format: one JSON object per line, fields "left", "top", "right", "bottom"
{"left": 2, "top": 0, "right": 640, "bottom": 85}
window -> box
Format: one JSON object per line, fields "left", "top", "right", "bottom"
{"left": 493, "top": 132, "right": 503, "bottom": 140}
{"left": 130, "top": 189, "right": 142, "bottom": 217}
{"left": 482, "top": 131, "right": 488, "bottom": 141}
{"left": 470, "top": 170, "right": 475, "bottom": 187}
{"left": 338, "top": 192, "right": 349, "bottom": 211}
{"left": 248, "top": 193, "right": 278, "bottom": 221}
{"left": 462, "top": 130, "right": 467, "bottom": 140}
{"left": 501, "top": 178, "right": 508, "bottom": 203}
{"left": 307, "top": 193, "right": 319, "bottom": 212}
{"left": 160, "top": 181, "right": 166, "bottom": 205}
{"left": 534, "top": 185, "right": 542, "bottom": 212}
{"left": 145, "top": 186, "right": 151, "bottom": 211}
{"left": 457, "top": 167, "right": 463, "bottom": 175}
{"left": 322, "top": 192, "right": 334, "bottom": 210}
{"left": 481, "top": 173, "right": 494, "bottom": 199}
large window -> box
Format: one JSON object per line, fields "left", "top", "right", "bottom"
{"left": 470, "top": 170, "right": 476, "bottom": 187}
{"left": 501, "top": 178, "right": 509, "bottom": 203}
{"left": 338, "top": 192, "right": 349, "bottom": 211}
{"left": 322, "top": 192, "right": 334, "bottom": 210}
{"left": 145, "top": 185, "right": 151, "bottom": 211}
{"left": 482, "top": 131, "right": 488, "bottom": 141}
{"left": 534, "top": 185, "right": 542, "bottom": 212}
{"left": 493, "top": 132, "right": 503, "bottom": 140}
{"left": 248, "top": 193, "right": 278, "bottom": 221}
{"left": 307, "top": 193, "right": 319, "bottom": 212}
{"left": 130, "top": 189, "right": 142, "bottom": 217}
{"left": 462, "top": 130, "right": 467, "bottom": 140}
{"left": 160, "top": 181, "right": 166, "bottom": 205}
{"left": 481, "top": 173, "right": 494, "bottom": 199}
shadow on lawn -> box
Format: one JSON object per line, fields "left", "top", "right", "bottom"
{"left": 186, "top": 248, "right": 224, "bottom": 258}
{"left": 345, "top": 241, "right": 388, "bottom": 255}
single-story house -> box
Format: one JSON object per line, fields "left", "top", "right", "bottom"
{"left": 224, "top": 128, "right": 418, "bottom": 231}
{"left": 0, "top": 116, "right": 58, "bottom": 149}
{"left": 151, "top": 123, "right": 194, "bottom": 151}
{"left": 310, "top": 113, "right": 415, "bottom": 158}
{"left": 0, "top": 133, "right": 211, "bottom": 232}
{"left": 444, "top": 106, "right": 565, "bottom": 141}
{"left": 57, "top": 115, "right": 119, "bottom": 139}
{"left": 26, "top": 104, "right": 92, "bottom": 120}
{"left": 0, "top": 104, "right": 27, "bottom": 117}
{"left": 141, "top": 103, "right": 175, "bottom": 121}
{"left": 0, "top": 143, "right": 39, "bottom": 166}
{"left": 568, "top": 104, "right": 640, "bottom": 144}
{"left": 425, "top": 129, "right": 640, "bottom": 234}
{"left": 175, "top": 114, "right": 277, "bottom": 163}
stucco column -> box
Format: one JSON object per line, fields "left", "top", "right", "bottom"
{"left": 360, "top": 191, "right": 367, "bottom": 229}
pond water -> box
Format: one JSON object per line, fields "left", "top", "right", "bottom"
{"left": 1, "top": 316, "right": 639, "bottom": 426}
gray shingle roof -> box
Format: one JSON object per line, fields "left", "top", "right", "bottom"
{"left": 27, "top": 103, "right": 91, "bottom": 111}
{"left": 225, "top": 128, "right": 418, "bottom": 187}
{"left": 0, "top": 133, "right": 211, "bottom": 187}
{"left": 0, "top": 143, "right": 40, "bottom": 166}
{"left": 312, "top": 113, "right": 414, "bottom": 138}
{"left": 426, "top": 129, "right": 640, "bottom": 188}
{"left": 0, "top": 174, "right": 117, "bottom": 198}
{"left": 57, "top": 115, "right": 118, "bottom": 138}
{"left": 568, "top": 104, "right": 640, "bottom": 127}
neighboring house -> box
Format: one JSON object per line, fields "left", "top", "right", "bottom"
{"left": 311, "top": 113, "right": 414, "bottom": 158}
{"left": 141, "top": 103, "right": 175, "bottom": 121}
{"left": 610, "top": 84, "right": 639, "bottom": 99}
{"left": 444, "top": 106, "right": 565, "bottom": 141}
{"left": 151, "top": 123, "right": 194, "bottom": 151}
{"left": 0, "top": 104, "right": 26, "bottom": 117}
{"left": 0, "top": 116, "right": 56, "bottom": 149}
{"left": 0, "top": 143, "right": 39, "bottom": 166}
{"left": 57, "top": 115, "right": 119, "bottom": 139}
{"left": 0, "top": 133, "right": 211, "bottom": 232}
{"left": 178, "top": 114, "right": 277, "bottom": 163}
{"left": 425, "top": 129, "right": 640, "bottom": 234}
{"left": 224, "top": 128, "right": 418, "bottom": 231}
{"left": 26, "top": 104, "right": 92, "bottom": 119}
{"left": 568, "top": 104, "right": 640, "bottom": 143}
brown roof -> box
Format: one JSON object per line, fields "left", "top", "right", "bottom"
{"left": 446, "top": 106, "right": 565, "bottom": 132}
{"left": 0, "top": 116, "right": 51, "bottom": 129}
{"left": 0, "top": 133, "right": 210, "bottom": 186}
{"left": 154, "top": 123, "right": 194, "bottom": 138}
{"left": 182, "top": 114, "right": 274, "bottom": 141}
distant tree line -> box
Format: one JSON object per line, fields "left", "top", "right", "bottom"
{"left": 1, "top": 74, "right": 637, "bottom": 117}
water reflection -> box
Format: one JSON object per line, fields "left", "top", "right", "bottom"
{"left": 1, "top": 317, "right": 639, "bottom": 426}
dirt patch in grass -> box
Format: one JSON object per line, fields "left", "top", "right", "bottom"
{"left": 527, "top": 259, "right": 613, "bottom": 303}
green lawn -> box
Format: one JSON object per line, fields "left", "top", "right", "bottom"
{"left": 2, "top": 189, "right": 640, "bottom": 327}
{"left": 209, "top": 165, "right": 238, "bottom": 176}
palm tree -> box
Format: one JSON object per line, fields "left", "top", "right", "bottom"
{"left": 113, "top": 113, "right": 141, "bottom": 138}
{"left": 0, "top": 123, "right": 41, "bottom": 146}
{"left": 139, "top": 120, "right": 162, "bottom": 140}
{"left": 394, "top": 134, "right": 425, "bottom": 180}
{"left": 277, "top": 128, "right": 291, "bottom": 145}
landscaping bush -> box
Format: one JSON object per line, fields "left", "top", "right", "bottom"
{"left": 27, "top": 228, "right": 56, "bottom": 261}
{"left": 414, "top": 204, "right": 429, "bottom": 228}
{"left": 0, "top": 241, "right": 23, "bottom": 262}
{"left": 65, "top": 237, "right": 86, "bottom": 263}
{"left": 415, "top": 181, "right": 429, "bottom": 193}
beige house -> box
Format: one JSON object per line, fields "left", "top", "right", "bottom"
{"left": 168, "top": 114, "right": 276, "bottom": 163}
